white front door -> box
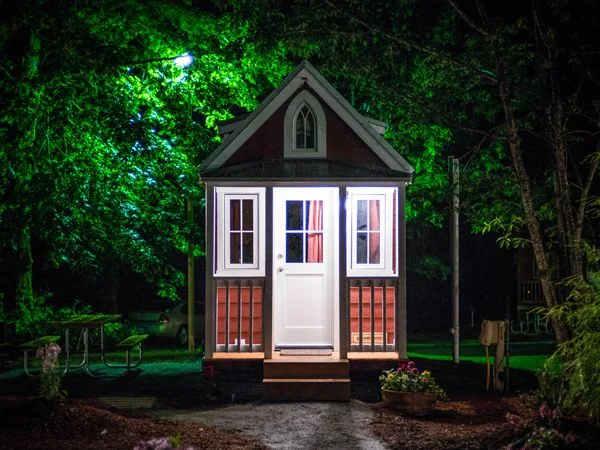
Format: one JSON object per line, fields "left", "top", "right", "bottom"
{"left": 273, "top": 188, "right": 337, "bottom": 348}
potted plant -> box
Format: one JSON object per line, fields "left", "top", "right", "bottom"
{"left": 379, "top": 360, "right": 448, "bottom": 415}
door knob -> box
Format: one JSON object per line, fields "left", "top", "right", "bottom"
{"left": 278, "top": 266, "right": 284, "bottom": 272}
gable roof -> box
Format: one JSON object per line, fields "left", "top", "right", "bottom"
{"left": 199, "top": 60, "right": 413, "bottom": 176}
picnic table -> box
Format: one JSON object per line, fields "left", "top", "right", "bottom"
{"left": 20, "top": 314, "right": 149, "bottom": 377}
{"left": 49, "top": 314, "right": 123, "bottom": 376}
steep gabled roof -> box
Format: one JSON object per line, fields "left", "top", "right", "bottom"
{"left": 199, "top": 60, "right": 413, "bottom": 176}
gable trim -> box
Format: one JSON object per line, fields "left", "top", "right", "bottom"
{"left": 200, "top": 61, "right": 413, "bottom": 175}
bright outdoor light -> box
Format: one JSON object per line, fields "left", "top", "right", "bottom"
{"left": 174, "top": 52, "right": 194, "bottom": 68}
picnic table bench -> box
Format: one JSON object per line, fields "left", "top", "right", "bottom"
{"left": 106, "top": 334, "right": 150, "bottom": 371}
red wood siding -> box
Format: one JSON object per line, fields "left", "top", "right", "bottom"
{"left": 350, "top": 286, "right": 395, "bottom": 345}
{"left": 216, "top": 286, "right": 263, "bottom": 346}
{"left": 223, "top": 87, "right": 388, "bottom": 169}
{"left": 323, "top": 101, "right": 387, "bottom": 168}
{"left": 224, "top": 98, "right": 290, "bottom": 166}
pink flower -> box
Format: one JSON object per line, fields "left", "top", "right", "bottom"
{"left": 505, "top": 413, "right": 521, "bottom": 426}
{"left": 47, "top": 343, "right": 61, "bottom": 357}
{"left": 35, "top": 347, "right": 45, "bottom": 360}
{"left": 537, "top": 402, "right": 559, "bottom": 423}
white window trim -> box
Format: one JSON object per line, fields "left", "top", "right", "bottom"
{"left": 215, "top": 187, "right": 265, "bottom": 277}
{"left": 284, "top": 90, "right": 326, "bottom": 158}
{"left": 346, "top": 187, "right": 397, "bottom": 277}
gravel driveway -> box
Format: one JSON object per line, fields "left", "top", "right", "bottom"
{"left": 150, "top": 401, "right": 387, "bottom": 449}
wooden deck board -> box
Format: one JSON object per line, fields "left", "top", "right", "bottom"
{"left": 209, "top": 352, "right": 265, "bottom": 360}
{"left": 208, "top": 351, "right": 399, "bottom": 361}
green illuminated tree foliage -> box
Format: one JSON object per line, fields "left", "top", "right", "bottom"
{"left": 0, "top": 0, "right": 289, "bottom": 321}
{"left": 220, "top": 0, "right": 599, "bottom": 343}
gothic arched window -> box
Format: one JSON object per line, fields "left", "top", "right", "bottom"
{"left": 295, "top": 104, "right": 316, "bottom": 150}
{"left": 284, "top": 90, "right": 326, "bottom": 158}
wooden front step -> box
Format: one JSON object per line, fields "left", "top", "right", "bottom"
{"left": 263, "top": 378, "right": 351, "bottom": 401}
{"left": 264, "top": 359, "right": 349, "bottom": 379}
{"left": 263, "top": 358, "right": 350, "bottom": 401}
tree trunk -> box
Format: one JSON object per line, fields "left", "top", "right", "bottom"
{"left": 531, "top": 2, "right": 584, "bottom": 282}
{"left": 493, "top": 52, "right": 570, "bottom": 343}
{"left": 10, "top": 226, "right": 35, "bottom": 339}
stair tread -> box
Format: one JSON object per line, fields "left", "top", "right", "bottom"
{"left": 263, "top": 378, "right": 350, "bottom": 382}
{"left": 264, "top": 359, "right": 349, "bottom": 363}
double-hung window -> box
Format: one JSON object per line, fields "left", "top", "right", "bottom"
{"left": 215, "top": 187, "right": 265, "bottom": 276}
{"left": 347, "top": 187, "right": 397, "bottom": 277}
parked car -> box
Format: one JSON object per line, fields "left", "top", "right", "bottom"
{"left": 127, "top": 300, "right": 205, "bottom": 346}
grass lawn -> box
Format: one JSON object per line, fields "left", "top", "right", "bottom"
{"left": 408, "top": 337, "right": 556, "bottom": 373}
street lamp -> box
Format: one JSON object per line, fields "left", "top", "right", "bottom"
{"left": 125, "top": 52, "right": 194, "bottom": 68}
{"left": 174, "top": 53, "right": 194, "bottom": 68}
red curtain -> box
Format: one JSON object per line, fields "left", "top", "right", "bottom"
{"left": 369, "top": 199, "right": 380, "bottom": 263}
{"left": 307, "top": 200, "right": 323, "bottom": 263}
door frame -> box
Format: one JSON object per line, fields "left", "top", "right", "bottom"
{"left": 272, "top": 187, "right": 340, "bottom": 352}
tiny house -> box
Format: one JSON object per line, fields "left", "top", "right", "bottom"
{"left": 199, "top": 61, "right": 413, "bottom": 400}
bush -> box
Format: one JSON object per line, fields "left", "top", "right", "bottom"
{"left": 542, "top": 246, "right": 600, "bottom": 422}
{"left": 7, "top": 291, "right": 75, "bottom": 339}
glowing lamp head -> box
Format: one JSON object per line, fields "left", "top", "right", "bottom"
{"left": 174, "top": 53, "right": 193, "bottom": 68}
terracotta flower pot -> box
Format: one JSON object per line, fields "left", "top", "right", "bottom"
{"left": 381, "top": 390, "right": 437, "bottom": 416}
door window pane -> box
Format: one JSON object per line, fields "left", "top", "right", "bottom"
{"left": 306, "top": 200, "right": 323, "bottom": 231}
{"left": 286, "top": 233, "right": 303, "bottom": 263}
{"left": 286, "top": 201, "right": 303, "bottom": 230}
{"left": 307, "top": 232, "right": 323, "bottom": 263}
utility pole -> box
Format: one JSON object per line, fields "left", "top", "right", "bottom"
{"left": 450, "top": 156, "right": 460, "bottom": 364}
{"left": 187, "top": 198, "right": 195, "bottom": 351}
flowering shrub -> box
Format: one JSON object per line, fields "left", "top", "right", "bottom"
{"left": 506, "top": 402, "right": 577, "bottom": 449}
{"left": 35, "top": 343, "right": 66, "bottom": 401}
{"left": 379, "top": 360, "right": 448, "bottom": 401}
{"left": 133, "top": 435, "right": 194, "bottom": 450}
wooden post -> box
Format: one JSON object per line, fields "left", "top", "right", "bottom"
{"left": 263, "top": 187, "right": 273, "bottom": 359}
{"left": 397, "top": 184, "right": 407, "bottom": 359}
{"left": 204, "top": 185, "right": 215, "bottom": 358}
{"left": 339, "top": 187, "right": 348, "bottom": 359}
{"left": 187, "top": 198, "right": 195, "bottom": 352}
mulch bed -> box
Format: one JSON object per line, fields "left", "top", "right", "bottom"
{"left": 1, "top": 358, "right": 598, "bottom": 449}
{"left": 0, "top": 396, "right": 266, "bottom": 450}
{"left": 372, "top": 393, "right": 532, "bottom": 449}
